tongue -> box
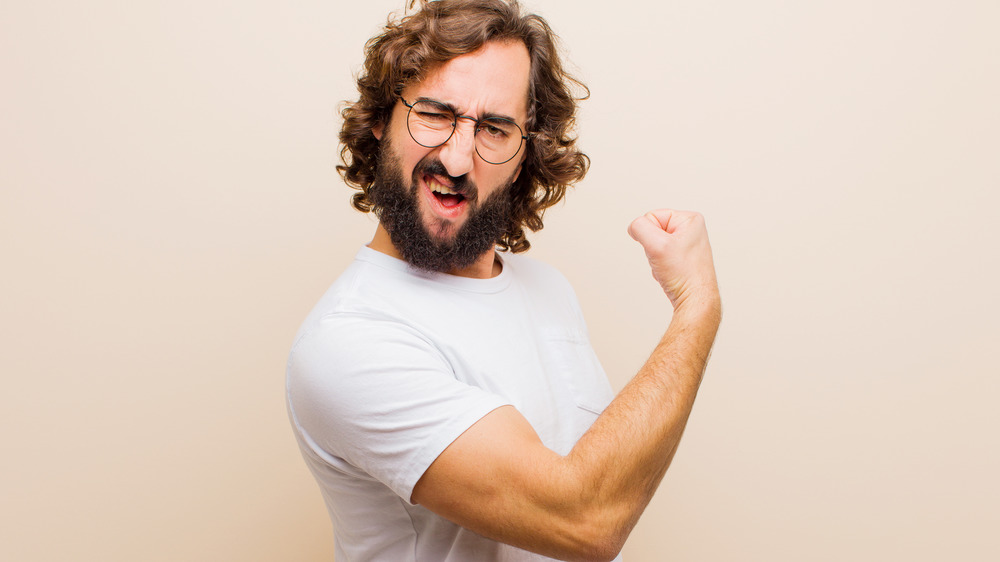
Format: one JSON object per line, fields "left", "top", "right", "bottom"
{"left": 437, "top": 193, "right": 464, "bottom": 208}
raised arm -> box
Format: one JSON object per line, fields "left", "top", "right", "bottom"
{"left": 411, "top": 209, "right": 722, "bottom": 562}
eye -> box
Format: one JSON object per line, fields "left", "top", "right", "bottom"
{"left": 478, "top": 120, "right": 513, "bottom": 139}
{"left": 412, "top": 101, "right": 455, "bottom": 125}
{"left": 417, "top": 110, "right": 452, "bottom": 123}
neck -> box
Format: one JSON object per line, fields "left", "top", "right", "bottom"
{"left": 369, "top": 224, "right": 502, "bottom": 279}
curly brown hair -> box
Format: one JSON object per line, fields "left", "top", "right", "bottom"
{"left": 338, "top": 0, "right": 590, "bottom": 253}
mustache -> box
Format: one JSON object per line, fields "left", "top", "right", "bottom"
{"left": 412, "top": 158, "right": 478, "bottom": 202}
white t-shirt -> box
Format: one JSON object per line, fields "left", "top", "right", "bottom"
{"left": 286, "top": 247, "right": 618, "bottom": 561}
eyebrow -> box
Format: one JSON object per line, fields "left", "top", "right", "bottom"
{"left": 414, "top": 96, "right": 519, "bottom": 123}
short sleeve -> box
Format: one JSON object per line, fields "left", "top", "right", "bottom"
{"left": 286, "top": 312, "right": 509, "bottom": 502}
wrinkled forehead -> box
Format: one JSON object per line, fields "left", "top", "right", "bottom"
{"left": 403, "top": 41, "right": 531, "bottom": 123}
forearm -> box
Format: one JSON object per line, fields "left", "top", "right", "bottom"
{"left": 562, "top": 299, "right": 722, "bottom": 549}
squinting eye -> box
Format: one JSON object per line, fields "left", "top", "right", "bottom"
{"left": 417, "top": 111, "right": 452, "bottom": 123}
{"left": 479, "top": 124, "right": 510, "bottom": 138}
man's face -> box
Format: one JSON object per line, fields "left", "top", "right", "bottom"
{"left": 371, "top": 41, "right": 531, "bottom": 272}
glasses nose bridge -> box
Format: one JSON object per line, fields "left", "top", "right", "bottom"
{"left": 444, "top": 113, "right": 479, "bottom": 150}
{"left": 453, "top": 113, "right": 479, "bottom": 136}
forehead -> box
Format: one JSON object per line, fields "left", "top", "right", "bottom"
{"left": 406, "top": 41, "right": 531, "bottom": 120}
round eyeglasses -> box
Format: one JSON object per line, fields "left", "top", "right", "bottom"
{"left": 400, "top": 97, "right": 528, "bottom": 165}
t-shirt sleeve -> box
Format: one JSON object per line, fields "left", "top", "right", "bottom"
{"left": 286, "top": 312, "right": 509, "bottom": 503}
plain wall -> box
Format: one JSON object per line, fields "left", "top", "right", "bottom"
{"left": 2, "top": 0, "right": 997, "bottom": 560}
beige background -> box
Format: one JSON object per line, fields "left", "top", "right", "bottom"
{"left": 2, "top": 0, "right": 998, "bottom": 560}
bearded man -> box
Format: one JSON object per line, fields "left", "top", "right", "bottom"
{"left": 286, "top": 1, "right": 721, "bottom": 560}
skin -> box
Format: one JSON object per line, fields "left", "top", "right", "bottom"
{"left": 369, "top": 41, "right": 722, "bottom": 562}
{"left": 370, "top": 40, "right": 529, "bottom": 280}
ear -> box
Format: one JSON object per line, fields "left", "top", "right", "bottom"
{"left": 372, "top": 121, "right": 384, "bottom": 141}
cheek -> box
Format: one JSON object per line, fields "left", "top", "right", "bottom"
{"left": 478, "top": 165, "right": 520, "bottom": 199}
{"left": 384, "top": 130, "right": 421, "bottom": 180}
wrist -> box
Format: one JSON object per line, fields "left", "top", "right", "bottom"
{"left": 672, "top": 290, "right": 722, "bottom": 328}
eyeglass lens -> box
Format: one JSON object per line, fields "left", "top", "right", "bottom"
{"left": 405, "top": 100, "right": 524, "bottom": 165}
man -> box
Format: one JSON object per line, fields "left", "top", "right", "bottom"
{"left": 286, "top": 1, "right": 721, "bottom": 560}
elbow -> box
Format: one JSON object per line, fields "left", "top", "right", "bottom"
{"left": 536, "top": 462, "right": 635, "bottom": 561}
{"left": 559, "top": 505, "right": 629, "bottom": 562}
{"left": 573, "top": 537, "right": 625, "bottom": 562}
{"left": 564, "top": 532, "right": 625, "bottom": 562}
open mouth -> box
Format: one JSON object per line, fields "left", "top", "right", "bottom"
{"left": 426, "top": 175, "right": 467, "bottom": 209}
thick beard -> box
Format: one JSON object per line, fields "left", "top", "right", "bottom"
{"left": 369, "top": 147, "right": 517, "bottom": 274}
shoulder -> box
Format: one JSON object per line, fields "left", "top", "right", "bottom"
{"left": 292, "top": 248, "right": 424, "bottom": 340}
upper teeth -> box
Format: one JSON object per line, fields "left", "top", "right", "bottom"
{"left": 429, "top": 179, "right": 457, "bottom": 196}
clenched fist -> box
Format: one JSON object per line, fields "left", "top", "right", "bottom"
{"left": 628, "top": 209, "right": 721, "bottom": 315}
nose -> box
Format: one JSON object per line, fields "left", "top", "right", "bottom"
{"left": 437, "top": 117, "right": 477, "bottom": 178}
